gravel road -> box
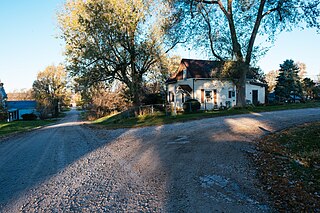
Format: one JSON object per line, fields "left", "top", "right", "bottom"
{"left": 0, "top": 108, "right": 319, "bottom": 212}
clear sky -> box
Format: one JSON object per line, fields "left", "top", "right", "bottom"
{"left": 0, "top": 0, "right": 65, "bottom": 92}
{"left": 181, "top": 28, "right": 320, "bottom": 81}
{"left": 1, "top": 1, "right": 320, "bottom": 92}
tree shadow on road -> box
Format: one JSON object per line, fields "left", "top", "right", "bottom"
{"left": 1, "top": 108, "right": 320, "bottom": 212}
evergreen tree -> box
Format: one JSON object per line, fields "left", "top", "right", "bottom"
{"left": 275, "top": 60, "right": 303, "bottom": 102}
{"left": 274, "top": 70, "right": 288, "bottom": 102}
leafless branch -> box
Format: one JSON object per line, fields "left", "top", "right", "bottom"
{"left": 164, "top": 39, "right": 188, "bottom": 54}
{"left": 199, "top": 5, "right": 224, "bottom": 61}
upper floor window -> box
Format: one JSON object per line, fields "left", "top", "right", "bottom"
{"left": 183, "top": 69, "right": 187, "bottom": 80}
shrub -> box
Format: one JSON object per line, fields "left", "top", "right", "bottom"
{"left": 183, "top": 99, "right": 201, "bottom": 113}
{"left": 0, "top": 105, "right": 7, "bottom": 121}
{"left": 142, "top": 93, "right": 164, "bottom": 105}
{"left": 21, "top": 113, "right": 37, "bottom": 120}
{"left": 0, "top": 111, "right": 8, "bottom": 121}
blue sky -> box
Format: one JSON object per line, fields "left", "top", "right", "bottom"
{"left": 182, "top": 28, "right": 320, "bottom": 80}
{"left": 0, "top": 0, "right": 65, "bottom": 92}
{"left": 1, "top": 1, "right": 320, "bottom": 92}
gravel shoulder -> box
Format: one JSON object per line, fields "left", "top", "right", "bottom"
{"left": 0, "top": 108, "right": 319, "bottom": 212}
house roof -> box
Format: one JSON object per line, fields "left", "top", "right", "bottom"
{"left": 249, "top": 81, "right": 267, "bottom": 87}
{"left": 166, "top": 59, "right": 223, "bottom": 83}
{"left": 166, "top": 59, "right": 267, "bottom": 87}
{"left": 7, "top": 100, "right": 37, "bottom": 110}
{"left": 178, "top": 84, "right": 192, "bottom": 93}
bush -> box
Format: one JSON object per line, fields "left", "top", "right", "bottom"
{"left": 21, "top": 113, "right": 37, "bottom": 120}
{"left": 183, "top": 99, "right": 201, "bottom": 113}
{"left": 0, "top": 111, "right": 8, "bottom": 121}
{"left": 142, "top": 93, "right": 164, "bottom": 105}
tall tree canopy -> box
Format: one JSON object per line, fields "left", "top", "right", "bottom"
{"left": 274, "top": 59, "right": 302, "bottom": 101}
{"left": 58, "top": 0, "right": 170, "bottom": 105}
{"left": 165, "top": 0, "right": 320, "bottom": 106}
{"left": 33, "top": 65, "right": 69, "bottom": 118}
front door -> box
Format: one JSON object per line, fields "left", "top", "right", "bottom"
{"left": 252, "top": 90, "right": 258, "bottom": 105}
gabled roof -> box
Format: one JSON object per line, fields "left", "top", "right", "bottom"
{"left": 249, "top": 81, "right": 267, "bottom": 87}
{"left": 178, "top": 84, "right": 192, "bottom": 93}
{"left": 166, "top": 59, "right": 223, "bottom": 83}
{"left": 178, "top": 84, "right": 192, "bottom": 94}
{"left": 7, "top": 100, "right": 37, "bottom": 110}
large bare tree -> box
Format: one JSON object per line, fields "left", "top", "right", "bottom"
{"left": 165, "top": 0, "right": 320, "bottom": 106}
{"left": 58, "top": 0, "right": 172, "bottom": 106}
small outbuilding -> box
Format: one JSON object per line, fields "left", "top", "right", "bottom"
{"left": 7, "top": 100, "right": 37, "bottom": 121}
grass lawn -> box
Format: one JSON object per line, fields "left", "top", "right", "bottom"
{"left": 93, "top": 101, "right": 320, "bottom": 129}
{"left": 254, "top": 122, "right": 320, "bottom": 211}
{"left": 0, "top": 120, "right": 55, "bottom": 137}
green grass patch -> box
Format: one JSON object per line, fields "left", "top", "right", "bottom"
{"left": 93, "top": 101, "right": 320, "bottom": 129}
{"left": 0, "top": 120, "right": 54, "bottom": 137}
{"left": 255, "top": 122, "right": 320, "bottom": 211}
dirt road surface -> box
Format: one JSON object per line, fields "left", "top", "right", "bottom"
{"left": 0, "top": 108, "right": 319, "bottom": 212}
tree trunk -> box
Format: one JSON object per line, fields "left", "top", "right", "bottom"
{"left": 131, "top": 73, "right": 143, "bottom": 106}
{"left": 53, "top": 98, "right": 59, "bottom": 117}
{"left": 235, "top": 64, "right": 249, "bottom": 107}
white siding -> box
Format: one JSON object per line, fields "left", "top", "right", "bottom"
{"left": 167, "top": 79, "right": 266, "bottom": 111}
{"left": 193, "top": 79, "right": 236, "bottom": 110}
{"left": 245, "top": 83, "right": 265, "bottom": 104}
{"left": 167, "top": 79, "right": 236, "bottom": 110}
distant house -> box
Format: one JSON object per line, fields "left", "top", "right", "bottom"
{"left": 166, "top": 59, "right": 266, "bottom": 110}
{"left": 7, "top": 100, "right": 37, "bottom": 121}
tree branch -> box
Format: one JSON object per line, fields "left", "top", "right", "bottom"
{"left": 199, "top": 5, "right": 224, "bottom": 61}
{"left": 262, "top": 7, "right": 278, "bottom": 18}
{"left": 195, "top": 0, "right": 243, "bottom": 60}
{"left": 164, "top": 39, "right": 188, "bottom": 54}
{"left": 226, "top": 0, "right": 243, "bottom": 61}
{"left": 196, "top": 0, "right": 219, "bottom": 4}
{"left": 245, "top": 0, "right": 266, "bottom": 64}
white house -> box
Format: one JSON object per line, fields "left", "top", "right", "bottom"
{"left": 166, "top": 59, "right": 266, "bottom": 110}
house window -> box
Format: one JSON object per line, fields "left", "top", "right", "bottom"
{"left": 183, "top": 69, "right": 187, "bottom": 80}
{"left": 205, "top": 91, "right": 212, "bottom": 102}
{"left": 228, "top": 91, "right": 235, "bottom": 98}
{"left": 169, "top": 92, "right": 175, "bottom": 102}
{"left": 182, "top": 93, "right": 185, "bottom": 103}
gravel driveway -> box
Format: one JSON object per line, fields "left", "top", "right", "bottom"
{"left": 0, "top": 108, "right": 319, "bottom": 212}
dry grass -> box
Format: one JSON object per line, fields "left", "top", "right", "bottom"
{"left": 254, "top": 122, "right": 320, "bottom": 211}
